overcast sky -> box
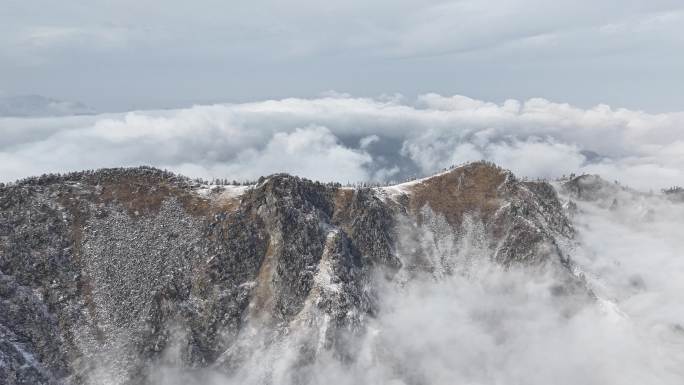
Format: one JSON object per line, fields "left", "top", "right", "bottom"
{"left": 1, "top": 0, "right": 683, "bottom": 112}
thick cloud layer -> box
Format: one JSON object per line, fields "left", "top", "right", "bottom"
{"left": 2, "top": 93, "right": 682, "bottom": 190}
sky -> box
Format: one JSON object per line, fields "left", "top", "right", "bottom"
{"left": 1, "top": 0, "right": 683, "bottom": 112}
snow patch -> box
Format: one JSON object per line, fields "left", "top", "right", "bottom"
{"left": 313, "top": 230, "right": 342, "bottom": 294}
{"left": 375, "top": 167, "right": 458, "bottom": 202}
{"left": 219, "top": 185, "right": 252, "bottom": 200}
{"left": 194, "top": 184, "right": 253, "bottom": 200}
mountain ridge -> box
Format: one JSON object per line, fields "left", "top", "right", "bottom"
{"left": 1, "top": 162, "right": 586, "bottom": 385}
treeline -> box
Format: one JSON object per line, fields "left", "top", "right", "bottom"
{"left": 663, "top": 186, "right": 683, "bottom": 194}
{"left": 3, "top": 166, "right": 183, "bottom": 188}
{"left": 1, "top": 160, "right": 509, "bottom": 189}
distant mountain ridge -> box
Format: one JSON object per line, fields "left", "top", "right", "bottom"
{"left": 0, "top": 95, "right": 95, "bottom": 117}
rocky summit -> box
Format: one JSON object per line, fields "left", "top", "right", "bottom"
{"left": 0, "top": 162, "right": 585, "bottom": 385}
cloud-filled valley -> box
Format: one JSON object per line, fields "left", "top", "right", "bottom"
{"left": 2, "top": 93, "right": 683, "bottom": 190}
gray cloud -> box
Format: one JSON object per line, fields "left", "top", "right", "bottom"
{"left": 1, "top": 1, "right": 683, "bottom": 111}
{"left": 1, "top": 93, "right": 683, "bottom": 190}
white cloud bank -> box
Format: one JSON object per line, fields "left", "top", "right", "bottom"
{"left": 1, "top": 93, "right": 683, "bottom": 190}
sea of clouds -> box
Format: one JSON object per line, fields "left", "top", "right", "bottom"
{"left": 1, "top": 93, "right": 683, "bottom": 190}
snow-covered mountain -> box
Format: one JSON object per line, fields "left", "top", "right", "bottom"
{"left": 1, "top": 162, "right": 682, "bottom": 384}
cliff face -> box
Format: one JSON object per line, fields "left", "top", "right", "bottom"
{"left": 0, "top": 162, "right": 580, "bottom": 385}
